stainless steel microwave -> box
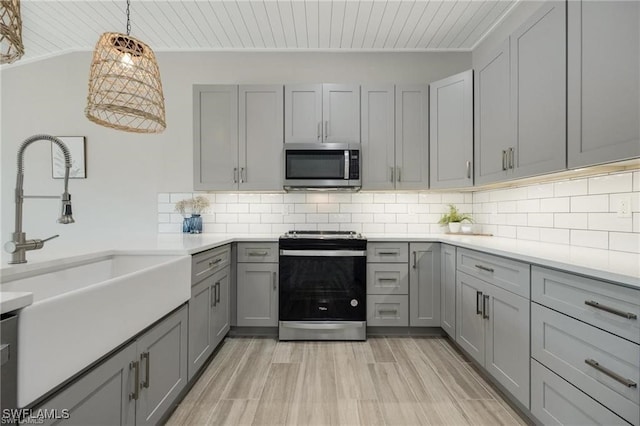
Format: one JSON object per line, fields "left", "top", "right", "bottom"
{"left": 283, "top": 143, "right": 361, "bottom": 191}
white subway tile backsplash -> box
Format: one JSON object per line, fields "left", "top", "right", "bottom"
{"left": 571, "top": 230, "right": 609, "bottom": 249}
{"left": 527, "top": 183, "right": 554, "bottom": 199}
{"left": 497, "top": 225, "right": 517, "bottom": 238}
{"left": 609, "top": 232, "right": 640, "bottom": 253}
{"left": 554, "top": 213, "right": 588, "bottom": 229}
{"left": 517, "top": 227, "right": 540, "bottom": 241}
{"left": 261, "top": 213, "right": 283, "bottom": 224}
{"left": 158, "top": 193, "right": 170, "bottom": 203}
{"left": 396, "top": 214, "right": 420, "bottom": 224}
{"left": 571, "top": 194, "right": 609, "bottom": 212}
{"left": 634, "top": 171, "right": 640, "bottom": 192}
{"left": 539, "top": 228, "right": 570, "bottom": 245}
{"left": 362, "top": 203, "right": 385, "bottom": 213}
{"left": 352, "top": 213, "right": 374, "bottom": 223}
{"left": 283, "top": 193, "right": 305, "bottom": 203}
{"left": 295, "top": 203, "right": 317, "bottom": 213}
{"left": 227, "top": 204, "right": 249, "bottom": 213}
{"left": 250, "top": 224, "right": 272, "bottom": 234}
{"left": 250, "top": 203, "right": 271, "bottom": 214}
{"left": 306, "top": 214, "right": 329, "bottom": 223}
{"left": 363, "top": 223, "right": 385, "bottom": 233}
{"left": 528, "top": 213, "right": 554, "bottom": 228}
{"left": 588, "top": 213, "right": 633, "bottom": 232}
{"left": 634, "top": 213, "right": 640, "bottom": 233}
{"left": 170, "top": 193, "right": 192, "bottom": 203}
{"left": 238, "top": 213, "right": 261, "bottom": 224}
{"left": 351, "top": 193, "right": 374, "bottom": 203}
{"left": 215, "top": 194, "right": 238, "bottom": 204}
{"left": 385, "top": 223, "right": 408, "bottom": 233}
{"left": 408, "top": 203, "right": 430, "bottom": 214}
{"left": 261, "top": 194, "right": 283, "bottom": 204}
{"left": 329, "top": 213, "right": 351, "bottom": 223}
{"left": 317, "top": 203, "right": 340, "bottom": 213}
{"left": 328, "top": 193, "right": 352, "bottom": 203}
{"left": 306, "top": 193, "right": 328, "bottom": 203}
{"left": 374, "top": 193, "right": 396, "bottom": 204}
{"left": 419, "top": 193, "right": 442, "bottom": 204}
{"left": 554, "top": 179, "right": 588, "bottom": 197}
{"left": 540, "top": 197, "right": 570, "bottom": 213}
{"left": 517, "top": 199, "right": 540, "bottom": 213}
{"left": 340, "top": 203, "right": 363, "bottom": 213}
{"left": 216, "top": 213, "right": 238, "bottom": 223}
{"left": 408, "top": 224, "right": 430, "bottom": 234}
{"left": 227, "top": 224, "right": 249, "bottom": 233}
{"left": 238, "top": 194, "right": 261, "bottom": 203}
{"left": 283, "top": 214, "right": 305, "bottom": 224}
{"left": 385, "top": 204, "right": 407, "bottom": 214}
{"left": 375, "top": 213, "right": 396, "bottom": 223}
{"left": 498, "top": 201, "right": 518, "bottom": 213}
{"left": 397, "top": 193, "right": 419, "bottom": 203}
{"left": 589, "top": 173, "right": 633, "bottom": 194}
{"left": 610, "top": 193, "right": 640, "bottom": 212}
{"left": 158, "top": 203, "right": 174, "bottom": 214}
{"left": 442, "top": 193, "right": 465, "bottom": 203}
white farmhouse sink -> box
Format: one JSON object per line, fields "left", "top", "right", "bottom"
{"left": 0, "top": 252, "right": 191, "bottom": 408}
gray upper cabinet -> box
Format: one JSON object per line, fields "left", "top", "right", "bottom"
{"left": 239, "top": 85, "right": 284, "bottom": 190}
{"left": 285, "top": 84, "right": 360, "bottom": 144}
{"left": 409, "top": 243, "right": 441, "bottom": 327}
{"left": 474, "top": 40, "right": 511, "bottom": 185}
{"left": 567, "top": 1, "right": 640, "bottom": 168}
{"left": 510, "top": 1, "right": 566, "bottom": 179}
{"left": 429, "top": 70, "right": 474, "bottom": 189}
{"left": 194, "top": 85, "right": 238, "bottom": 191}
{"left": 440, "top": 244, "right": 456, "bottom": 338}
{"left": 361, "top": 85, "right": 395, "bottom": 190}
{"left": 395, "top": 85, "right": 429, "bottom": 190}
{"left": 194, "top": 85, "right": 283, "bottom": 191}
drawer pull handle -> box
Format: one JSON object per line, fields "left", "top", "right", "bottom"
{"left": 378, "top": 251, "right": 399, "bottom": 256}
{"left": 482, "top": 294, "right": 490, "bottom": 319}
{"left": 584, "top": 300, "right": 637, "bottom": 320}
{"left": 129, "top": 361, "right": 140, "bottom": 401}
{"left": 475, "top": 264, "right": 494, "bottom": 273}
{"left": 208, "top": 258, "right": 223, "bottom": 268}
{"left": 476, "top": 291, "right": 483, "bottom": 315}
{"left": 378, "top": 278, "right": 398, "bottom": 282}
{"left": 585, "top": 359, "right": 637, "bottom": 388}
{"left": 248, "top": 251, "right": 268, "bottom": 256}
{"left": 378, "top": 309, "right": 398, "bottom": 315}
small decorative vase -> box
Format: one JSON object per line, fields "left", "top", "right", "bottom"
{"left": 189, "top": 214, "right": 203, "bottom": 234}
{"left": 448, "top": 222, "right": 461, "bottom": 233}
{"left": 182, "top": 216, "right": 191, "bottom": 233}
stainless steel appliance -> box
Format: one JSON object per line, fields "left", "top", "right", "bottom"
{"left": 283, "top": 143, "right": 361, "bottom": 191}
{"left": 279, "top": 230, "right": 366, "bottom": 340}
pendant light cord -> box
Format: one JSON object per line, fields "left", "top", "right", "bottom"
{"left": 126, "top": 0, "right": 131, "bottom": 35}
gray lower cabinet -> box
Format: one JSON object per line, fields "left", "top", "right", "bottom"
{"left": 409, "top": 243, "right": 441, "bottom": 327}
{"left": 38, "top": 306, "right": 188, "bottom": 426}
{"left": 429, "top": 70, "right": 474, "bottom": 189}
{"left": 440, "top": 244, "right": 456, "bottom": 338}
{"left": 236, "top": 243, "right": 279, "bottom": 327}
{"left": 367, "top": 242, "right": 409, "bottom": 326}
{"left": 456, "top": 268, "right": 530, "bottom": 408}
{"left": 567, "top": 0, "right": 640, "bottom": 168}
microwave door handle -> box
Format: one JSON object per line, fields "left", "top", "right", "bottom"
{"left": 344, "top": 151, "right": 350, "bottom": 180}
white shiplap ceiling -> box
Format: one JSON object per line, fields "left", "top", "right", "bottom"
{"left": 17, "top": 0, "right": 518, "bottom": 64}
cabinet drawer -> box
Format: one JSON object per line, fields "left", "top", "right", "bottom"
{"left": 367, "top": 264, "right": 409, "bottom": 295}
{"left": 532, "top": 266, "right": 640, "bottom": 344}
{"left": 367, "top": 242, "right": 409, "bottom": 263}
{"left": 367, "top": 295, "right": 408, "bottom": 326}
{"left": 531, "top": 303, "right": 639, "bottom": 425}
{"left": 237, "top": 242, "right": 278, "bottom": 263}
{"left": 531, "top": 359, "right": 629, "bottom": 426}
{"left": 192, "top": 245, "right": 230, "bottom": 282}
{"left": 456, "top": 248, "right": 530, "bottom": 298}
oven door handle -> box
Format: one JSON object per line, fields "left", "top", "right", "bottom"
{"left": 280, "top": 322, "right": 364, "bottom": 330}
{"left": 279, "top": 249, "right": 367, "bottom": 257}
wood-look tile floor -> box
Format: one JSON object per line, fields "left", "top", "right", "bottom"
{"left": 167, "top": 337, "right": 530, "bottom": 426}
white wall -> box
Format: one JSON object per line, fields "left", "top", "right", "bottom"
{"left": 1, "top": 51, "right": 471, "bottom": 248}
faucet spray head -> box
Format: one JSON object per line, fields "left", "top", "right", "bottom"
{"left": 58, "top": 193, "right": 75, "bottom": 224}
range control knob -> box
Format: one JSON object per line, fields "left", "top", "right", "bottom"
{"left": 350, "top": 299, "right": 359, "bottom": 307}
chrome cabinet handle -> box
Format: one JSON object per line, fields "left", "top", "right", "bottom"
{"left": 317, "top": 122, "right": 322, "bottom": 140}
{"left": 240, "top": 167, "right": 245, "bottom": 183}
{"left": 129, "top": 361, "right": 140, "bottom": 401}
{"left": 248, "top": 251, "right": 268, "bottom": 256}
{"left": 378, "top": 309, "right": 398, "bottom": 315}
{"left": 476, "top": 291, "right": 483, "bottom": 315}
{"left": 482, "top": 295, "right": 490, "bottom": 319}
{"left": 412, "top": 251, "right": 417, "bottom": 269}
{"left": 397, "top": 167, "right": 401, "bottom": 182}
{"left": 216, "top": 281, "right": 221, "bottom": 304}
{"left": 585, "top": 300, "right": 637, "bottom": 320}
{"left": 390, "top": 166, "right": 395, "bottom": 182}
{"left": 475, "top": 264, "right": 494, "bottom": 273}
{"left": 378, "top": 278, "right": 398, "bottom": 282}
{"left": 141, "top": 352, "right": 150, "bottom": 389}
{"left": 466, "top": 161, "right": 471, "bottom": 179}
{"left": 324, "top": 121, "right": 328, "bottom": 140}
{"left": 508, "top": 147, "right": 514, "bottom": 169}
{"left": 209, "top": 258, "right": 222, "bottom": 267}
{"left": 211, "top": 284, "right": 216, "bottom": 307}
{"left": 378, "top": 251, "right": 399, "bottom": 256}
{"left": 273, "top": 272, "right": 277, "bottom": 290}
{"left": 233, "top": 168, "right": 238, "bottom": 183}
{"left": 585, "top": 359, "right": 637, "bottom": 388}
{"left": 501, "top": 150, "right": 507, "bottom": 171}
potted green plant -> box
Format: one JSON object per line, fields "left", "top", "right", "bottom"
{"left": 438, "top": 204, "right": 473, "bottom": 233}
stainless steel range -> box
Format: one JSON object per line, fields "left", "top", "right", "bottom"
{"left": 278, "top": 230, "right": 366, "bottom": 341}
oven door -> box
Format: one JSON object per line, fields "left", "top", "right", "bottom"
{"left": 279, "top": 249, "right": 366, "bottom": 321}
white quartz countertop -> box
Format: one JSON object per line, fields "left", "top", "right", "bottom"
{"left": 2, "top": 233, "right": 638, "bottom": 314}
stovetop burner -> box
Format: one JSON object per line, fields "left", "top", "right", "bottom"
{"left": 281, "top": 230, "right": 364, "bottom": 239}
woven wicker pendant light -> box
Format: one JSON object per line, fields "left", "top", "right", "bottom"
{"left": 1, "top": 0, "right": 25, "bottom": 64}
{"left": 85, "top": 0, "right": 166, "bottom": 133}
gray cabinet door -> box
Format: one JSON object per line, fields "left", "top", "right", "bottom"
{"left": 567, "top": 1, "right": 640, "bottom": 167}
{"left": 395, "top": 85, "right": 429, "bottom": 190}
{"left": 239, "top": 85, "right": 284, "bottom": 191}
{"left": 511, "top": 1, "right": 566, "bottom": 179}
{"left": 193, "top": 85, "right": 239, "bottom": 190}
{"left": 456, "top": 271, "right": 486, "bottom": 365}
{"left": 361, "top": 85, "right": 395, "bottom": 190}
{"left": 429, "top": 70, "right": 474, "bottom": 189}
{"left": 211, "top": 266, "right": 231, "bottom": 349}
{"left": 237, "top": 263, "right": 278, "bottom": 327}
{"left": 474, "top": 39, "right": 511, "bottom": 185}
{"left": 38, "top": 344, "right": 136, "bottom": 426}
{"left": 440, "top": 244, "right": 456, "bottom": 338}
{"left": 284, "top": 84, "right": 323, "bottom": 143}
{"left": 323, "top": 84, "right": 360, "bottom": 143}
{"left": 135, "top": 306, "right": 188, "bottom": 426}
{"left": 484, "top": 284, "right": 530, "bottom": 408}
{"left": 187, "top": 276, "right": 214, "bottom": 381}
{"left": 409, "top": 243, "right": 441, "bottom": 327}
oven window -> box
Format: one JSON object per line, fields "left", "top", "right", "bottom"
{"left": 286, "top": 150, "right": 345, "bottom": 180}
{"left": 279, "top": 255, "right": 365, "bottom": 321}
